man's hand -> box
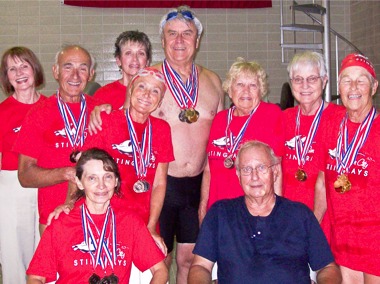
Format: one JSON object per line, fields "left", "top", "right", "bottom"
{"left": 88, "top": 104, "right": 112, "bottom": 135}
{"left": 46, "top": 202, "right": 74, "bottom": 226}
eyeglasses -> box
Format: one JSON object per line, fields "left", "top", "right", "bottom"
{"left": 166, "top": 10, "right": 194, "bottom": 21}
{"left": 89, "top": 273, "right": 119, "bottom": 284}
{"left": 291, "top": 76, "right": 321, "bottom": 85}
{"left": 239, "top": 164, "right": 277, "bottom": 176}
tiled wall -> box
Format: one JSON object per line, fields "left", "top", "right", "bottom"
{"left": 0, "top": 0, "right": 377, "bottom": 107}
{"left": 350, "top": 0, "right": 380, "bottom": 106}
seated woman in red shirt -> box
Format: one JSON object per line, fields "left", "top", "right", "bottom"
{"left": 27, "top": 148, "right": 168, "bottom": 284}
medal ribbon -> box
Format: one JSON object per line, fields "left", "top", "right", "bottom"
{"left": 126, "top": 110, "right": 152, "bottom": 180}
{"left": 162, "top": 59, "right": 199, "bottom": 109}
{"left": 225, "top": 104, "right": 260, "bottom": 156}
{"left": 80, "top": 204, "right": 117, "bottom": 271}
{"left": 336, "top": 107, "right": 376, "bottom": 174}
{"left": 295, "top": 100, "right": 324, "bottom": 168}
{"left": 56, "top": 91, "right": 87, "bottom": 148}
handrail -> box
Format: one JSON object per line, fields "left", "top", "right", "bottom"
{"left": 294, "top": 1, "right": 363, "bottom": 54}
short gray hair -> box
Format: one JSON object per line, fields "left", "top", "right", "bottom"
{"left": 235, "top": 140, "right": 280, "bottom": 170}
{"left": 159, "top": 6, "right": 203, "bottom": 39}
{"left": 287, "top": 51, "right": 327, "bottom": 79}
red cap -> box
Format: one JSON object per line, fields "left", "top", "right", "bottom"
{"left": 339, "top": 53, "right": 376, "bottom": 79}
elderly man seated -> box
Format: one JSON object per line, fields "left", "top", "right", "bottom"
{"left": 188, "top": 140, "right": 341, "bottom": 284}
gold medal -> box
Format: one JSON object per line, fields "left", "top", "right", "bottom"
{"left": 334, "top": 174, "right": 351, "bottom": 193}
{"left": 224, "top": 156, "right": 234, "bottom": 169}
{"left": 295, "top": 168, "right": 307, "bottom": 182}
{"left": 185, "top": 108, "right": 199, "bottom": 123}
{"left": 133, "top": 180, "right": 150, "bottom": 193}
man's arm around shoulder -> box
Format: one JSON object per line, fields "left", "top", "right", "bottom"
{"left": 18, "top": 154, "right": 76, "bottom": 188}
{"left": 188, "top": 254, "right": 214, "bottom": 284}
{"left": 317, "top": 262, "right": 342, "bottom": 284}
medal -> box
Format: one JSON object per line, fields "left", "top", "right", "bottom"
{"left": 162, "top": 60, "right": 199, "bottom": 123}
{"left": 295, "top": 168, "right": 307, "bottom": 181}
{"left": 89, "top": 273, "right": 119, "bottom": 284}
{"left": 334, "top": 174, "right": 351, "bottom": 193}
{"left": 133, "top": 180, "right": 150, "bottom": 193}
{"left": 70, "top": 149, "right": 80, "bottom": 163}
{"left": 185, "top": 108, "right": 199, "bottom": 123}
{"left": 224, "top": 156, "right": 234, "bottom": 169}
{"left": 334, "top": 107, "right": 376, "bottom": 193}
{"left": 178, "top": 109, "right": 187, "bottom": 122}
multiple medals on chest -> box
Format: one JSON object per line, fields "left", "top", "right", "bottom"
{"left": 162, "top": 60, "right": 200, "bottom": 123}
{"left": 334, "top": 107, "right": 376, "bottom": 193}
{"left": 56, "top": 91, "right": 87, "bottom": 163}
{"left": 294, "top": 101, "right": 324, "bottom": 182}
{"left": 126, "top": 110, "right": 152, "bottom": 193}
{"left": 224, "top": 105, "right": 259, "bottom": 169}
{"left": 80, "top": 204, "right": 119, "bottom": 283}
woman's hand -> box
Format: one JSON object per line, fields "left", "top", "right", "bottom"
{"left": 149, "top": 228, "right": 168, "bottom": 256}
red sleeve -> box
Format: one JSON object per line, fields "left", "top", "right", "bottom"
{"left": 129, "top": 213, "right": 165, "bottom": 271}
{"left": 26, "top": 223, "right": 58, "bottom": 282}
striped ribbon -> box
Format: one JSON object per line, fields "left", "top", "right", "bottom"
{"left": 295, "top": 100, "right": 324, "bottom": 168}
{"left": 126, "top": 109, "right": 152, "bottom": 180}
{"left": 56, "top": 91, "right": 87, "bottom": 148}
{"left": 336, "top": 107, "right": 376, "bottom": 174}
{"left": 80, "top": 204, "right": 117, "bottom": 271}
{"left": 225, "top": 104, "right": 260, "bottom": 156}
{"left": 162, "top": 59, "right": 199, "bottom": 109}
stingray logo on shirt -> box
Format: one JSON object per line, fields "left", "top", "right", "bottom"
{"left": 212, "top": 136, "right": 230, "bottom": 148}
{"left": 285, "top": 135, "right": 315, "bottom": 161}
{"left": 13, "top": 126, "right": 21, "bottom": 133}
{"left": 326, "top": 149, "right": 374, "bottom": 177}
{"left": 54, "top": 126, "right": 76, "bottom": 138}
{"left": 112, "top": 140, "right": 133, "bottom": 155}
{"left": 285, "top": 135, "right": 313, "bottom": 152}
{"left": 209, "top": 136, "right": 237, "bottom": 159}
{"left": 54, "top": 125, "right": 88, "bottom": 149}
{"left": 72, "top": 241, "right": 128, "bottom": 267}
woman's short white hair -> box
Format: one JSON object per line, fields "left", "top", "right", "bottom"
{"left": 159, "top": 6, "right": 203, "bottom": 39}
{"left": 287, "top": 51, "right": 327, "bottom": 79}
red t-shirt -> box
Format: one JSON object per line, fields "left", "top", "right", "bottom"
{"left": 27, "top": 200, "right": 165, "bottom": 283}
{"left": 85, "top": 109, "right": 174, "bottom": 223}
{"left": 93, "top": 80, "right": 126, "bottom": 111}
{"left": 283, "top": 103, "right": 345, "bottom": 210}
{"left": 13, "top": 94, "right": 103, "bottom": 224}
{"left": 0, "top": 95, "right": 46, "bottom": 170}
{"left": 317, "top": 110, "right": 380, "bottom": 275}
{"left": 206, "top": 102, "right": 285, "bottom": 209}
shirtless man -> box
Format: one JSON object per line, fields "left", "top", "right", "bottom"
{"left": 13, "top": 45, "right": 101, "bottom": 235}
{"left": 88, "top": 7, "right": 224, "bottom": 283}
{"left": 152, "top": 6, "right": 224, "bottom": 283}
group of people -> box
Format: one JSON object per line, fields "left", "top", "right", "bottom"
{"left": 0, "top": 4, "right": 379, "bottom": 284}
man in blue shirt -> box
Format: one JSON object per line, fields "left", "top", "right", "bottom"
{"left": 189, "top": 140, "right": 341, "bottom": 284}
